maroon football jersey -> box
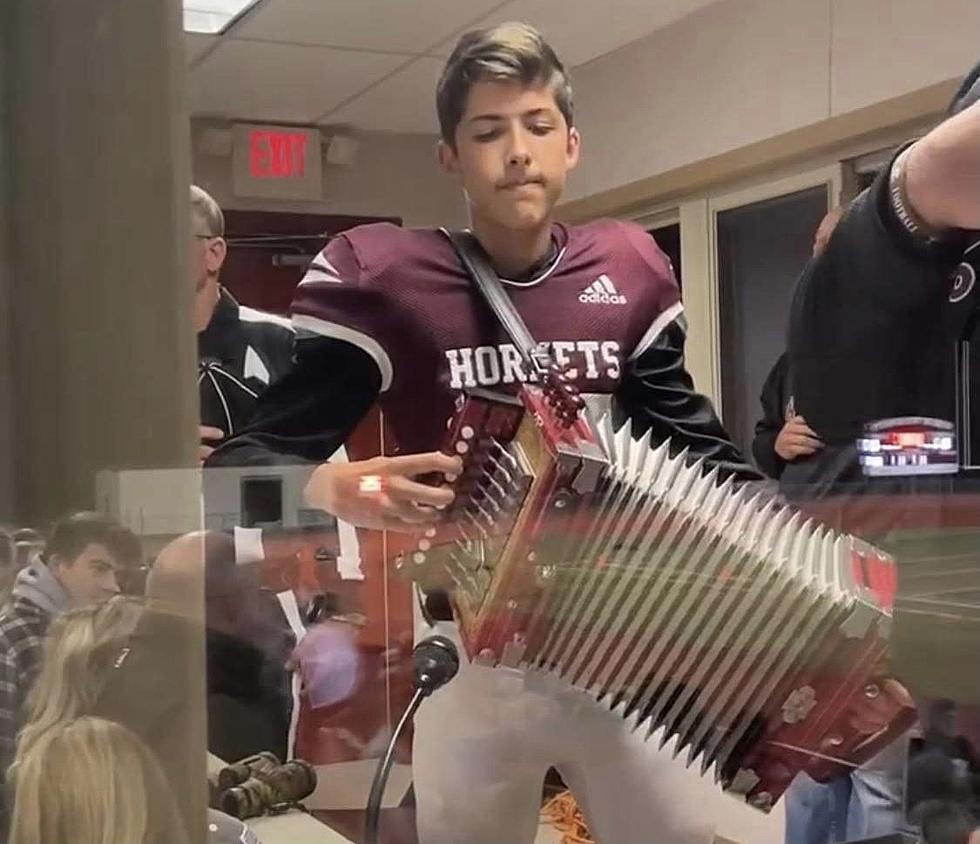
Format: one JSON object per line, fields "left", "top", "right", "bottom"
{"left": 291, "top": 220, "right": 682, "bottom": 454}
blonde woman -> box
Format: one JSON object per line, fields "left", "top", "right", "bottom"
{"left": 13, "top": 595, "right": 143, "bottom": 766}
{"left": 8, "top": 716, "right": 189, "bottom": 844}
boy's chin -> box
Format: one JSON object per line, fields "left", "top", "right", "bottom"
{"left": 497, "top": 204, "right": 552, "bottom": 231}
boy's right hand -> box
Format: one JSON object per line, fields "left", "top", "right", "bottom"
{"left": 305, "top": 451, "right": 462, "bottom": 532}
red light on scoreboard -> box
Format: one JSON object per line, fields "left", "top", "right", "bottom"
{"left": 249, "top": 129, "right": 308, "bottom": 180}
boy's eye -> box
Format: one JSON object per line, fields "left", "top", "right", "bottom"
{"left": 529, "top": 124, "right": 554, "bottom": 135}
{"left": 474, "top": 129, "right": 500, "bottom": 142}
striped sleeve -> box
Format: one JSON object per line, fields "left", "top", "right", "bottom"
{"left": 619, "top": 220, "right": 684, "bottom": 361}
{"left": 291, "top": 234, "right": 395, "bottom": 393}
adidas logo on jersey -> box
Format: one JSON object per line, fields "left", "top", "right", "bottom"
{"left": 579, "top": 275, "right": 627, "bottom": 305}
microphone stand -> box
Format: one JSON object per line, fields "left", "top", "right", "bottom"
{"left": 363, "top": 687, "right": 427, "bottom": 844}
{"left": 364, "top": 635, "right": 457, "bottom": 844}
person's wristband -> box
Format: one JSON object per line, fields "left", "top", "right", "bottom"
{"left": 888, "top": 145, "right": 951, "bottom": 247}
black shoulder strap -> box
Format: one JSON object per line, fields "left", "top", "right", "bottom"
{"left": 443, "top": 229, "right": 553, "bottom": 376}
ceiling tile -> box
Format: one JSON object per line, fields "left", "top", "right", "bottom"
{"left": 187, "top": 39, "right": 404, "bottom": 123}
{"left": 233, "top": 0, "right": 505, "bottom": 54}
{"left": 185, "top": 33, "right": 219, "bottom": 65}
{"left": 432, "top": 0, "right": 718, "bottom": 66}
{"left": 324, "top": 57, "right": 444, "bottom": 133}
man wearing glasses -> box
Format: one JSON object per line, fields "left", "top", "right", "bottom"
{"left": 191, "top": 185, "right": 294, "bottom": 463}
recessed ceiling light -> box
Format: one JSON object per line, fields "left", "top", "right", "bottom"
{"left": 183, "top": 0, "right": 263, "bottom": 35}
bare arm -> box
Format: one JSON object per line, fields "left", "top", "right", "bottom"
{"left": 904, "top": 100, "right": 980, "bottom": 231}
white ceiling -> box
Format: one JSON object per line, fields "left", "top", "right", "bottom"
{"left": 186, "top": 0, "right": 718, "bottom": 132}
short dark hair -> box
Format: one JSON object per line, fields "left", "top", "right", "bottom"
{"left": 42, "top": 512, "right": 141, "bottom": 569}
{"left": 436, "top": 22, "right": 573, "bottom": 145}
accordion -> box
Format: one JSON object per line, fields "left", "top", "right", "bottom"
{"left": 399, "top": 381, "right": 916, "bottom": 810}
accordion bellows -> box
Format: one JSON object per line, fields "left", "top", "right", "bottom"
{"left": 403, "top": 389, "right": 913, "bottom": 810}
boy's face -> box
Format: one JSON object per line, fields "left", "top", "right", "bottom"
{"left": 52, "top": 542, "right": 122, "bottom": 607}
{"left": 439, "top": 78, "right": 580, "bottom": 233}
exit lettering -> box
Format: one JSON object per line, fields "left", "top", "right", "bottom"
{"left": 249, "top": 130, "right": 308, "bottom": 179}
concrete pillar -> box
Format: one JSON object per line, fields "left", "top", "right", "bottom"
{"left": 2, "top": 1, "right": 206, "bottom": 840}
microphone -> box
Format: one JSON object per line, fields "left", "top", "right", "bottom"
{"left": 412, "top": 634, "right": 460, "bottom": 694}
{"left": 364, "top": 635, "right": 460, "bottom": 844}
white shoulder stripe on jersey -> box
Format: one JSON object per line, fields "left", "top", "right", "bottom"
{"left": 299, "top": 258, "right": 343, "bottom": 287}
{"left": 628, "top": 300, "right": 685, "bottom": 362}
{"left": 291, "top": 313, "right": 393, "bottom": 393}
{"left": 299, "top": 257, "right": 344, "bottom": 287}
{"left": 238, "top": 305, "right": 294, "bottom": 331}
{"left": 299, "top": 269, "right": 343, "bottom": 286}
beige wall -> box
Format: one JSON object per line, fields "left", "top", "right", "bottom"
{"left": 564, "top": 0, "right": 980, "bottom": 204}
{"left": 189, "top": 1, "right": 980, "bottom": 227}
{"left": 0, "top": 3, "right": 14, "bottom": 524}
{"left": 191, "top": 120, "right": 467, "bottom": 228}
{"left": 4, "top": 0, "right": 207, "bottom": 837}
{"left": 6, "top": 0, "right": 200, "bottom": 528}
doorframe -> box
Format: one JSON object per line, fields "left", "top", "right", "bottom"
{"left": 680, "top": 164, "right": 843, "bottom": 410}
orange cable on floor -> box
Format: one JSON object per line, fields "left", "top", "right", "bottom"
{"left": 541, "top": 790, "right": 595, "bottom": 844}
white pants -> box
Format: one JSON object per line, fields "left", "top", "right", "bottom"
{"left": 412, "top": 621, "right": 758, "bottom": 844}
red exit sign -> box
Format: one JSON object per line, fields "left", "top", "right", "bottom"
{"left": 249, "top": 129, "right": 308, "bottom": 179}
{"left": 232, "top": 123, "right": 322, "bottom": 200}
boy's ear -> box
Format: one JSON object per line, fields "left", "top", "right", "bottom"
{"left": 437, "top": 139, "right": 461, "bottom": 176}
{"left": 566, "top": 127, "right": 581, "bottom": 170}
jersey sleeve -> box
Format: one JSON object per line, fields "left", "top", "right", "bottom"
{"left": 290, "top": 229, "right": 397, "bottom": 393}
{"left": 607, "top": 222, "right": 759, "bottom": 480}
{"left": 615, "top": 316, "right": 763, "bottom": 482}
{"left": 206, "top": 335, "right": 380, "bottom": 467}
{"left": 619, "top": 220, "right": 684, "bottom": 361}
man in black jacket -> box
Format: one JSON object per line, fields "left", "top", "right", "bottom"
{"left": 780, "top": 62, "right": 980, "bottom": 844}
{"left": 784, "top": 66, "right": 980, "bottom": 496}
{"left": 191, "top": 185, "right": 294, "bottom": 462}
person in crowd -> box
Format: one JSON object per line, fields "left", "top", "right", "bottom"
{"left": 752, "top": 209, "right": 841, "bottom": 479}
{"left": 13, "top": 596, "right": 143, "bottom": 766}
{"left": 6, "top": 586, "right": 259, "bottom": 844}
{"left": 784, "top": 63, "right": 980, "bottom": 496}
{"left": 781, "top": 60, "right": 980, "bottom": 844}
{"left": 917, "top": 800, "right": 980, "bottom": 844}
{"left": 2, "top": 531, "right": 45, "bottom": 603}
{"left": 7, "top": 717, "right": 190, "bottom": 844}
{"left": 198, "top": 532, "right": 292, "bottom": 762}
{"left": 924, "top": 700, "right": 980, "bottom": 777}
{"left": 134, "top": 530, "right": 292, "bottom": 761}
{"left": 191, "top": 185, "right": 295, "bottom": 462}
{"left": 9, "top": 532, "right": 42, "bottom": 577}
{"left": 0, "top": 513, "right": 140, "bottom": 779}
{"left": 752, "top": 352, "right": 823, "bottom": 478}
